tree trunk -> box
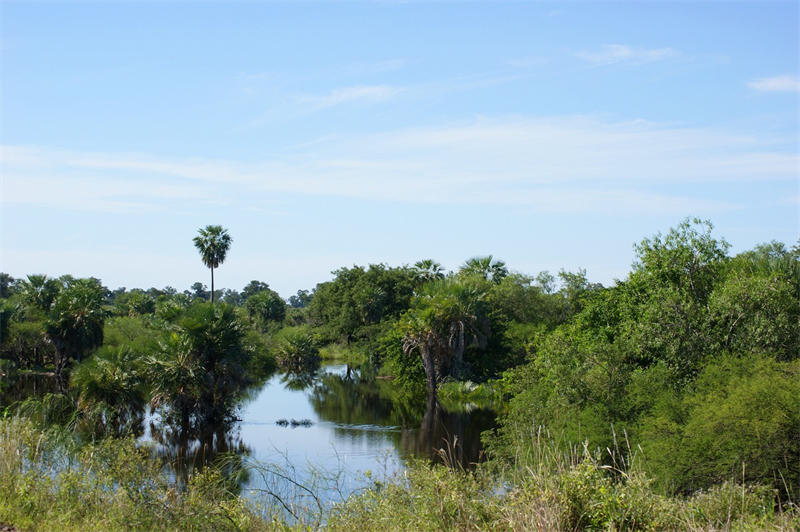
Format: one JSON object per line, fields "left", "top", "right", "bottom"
{"left": 420, "top": 344, "right": 437, "bottom": 396}
{"left": 452, "top": 322, "right": 465, "bottom": 378}
{"left": 210, "top": 267, "right": 215, "bottom": 303}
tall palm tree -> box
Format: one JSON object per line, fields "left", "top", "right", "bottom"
{"left": 192, "top": 225, "right": 232, "bottom": 303}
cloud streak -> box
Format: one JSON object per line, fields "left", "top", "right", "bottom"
{"left": 576, "top": 44, "right": 679, "bottom": 65}
{"left": 3, "top": 115, "right": 795, "bottom": 216}
{"left": 297, "top": 85, "right": 405, "bottom": 110}
{"left": 748, "top": 75, "right": 800, "bottom": 93}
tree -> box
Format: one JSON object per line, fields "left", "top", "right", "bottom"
{"left": 19, "top": 274, "right": 61, "bottom": 312}
{"left": 308, "top": 264, "right": 417, "bottom": 343}
{"left": 399, "top": 278, "right": 491, "bottom": 395}
{"left": 459, "top": 255, "right": 508, "bottom": 284}
{"left": 188, "top": 282, "right": 209, "bottom": 301}
{"left": 244, "top": 289, "right": 287, "bottom": 330}
{"left": 413, "top": 259, "right": 445, "bottom": 284}
{"left": 192, "top": 225, "right": 232, "bottom": 304}
{"left": 288, "top": 289, "right": 312, "bottom": 308}
{"left": 148, "top": 302, "right": 251, "bottom": 426}
{"left": 0, "top": 273, "right": 15, "bottom": 299}
{"left": 46, "top": 278, "right": 106, "bottom": 377}
{"left": 241, "top": 280, "right": 270, "bottom": 300}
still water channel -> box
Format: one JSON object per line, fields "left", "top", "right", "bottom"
{"left": 2, "top": 363, "right": 497, "bottom": 506}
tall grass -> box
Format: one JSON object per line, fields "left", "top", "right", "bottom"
{"left": 328, "top": 424, "right": 799, "bottom": 531}
{"left": 0, "top": 416, "right": 266, "bottom": 531}
{"left": 2, "top": 414, "right": 797, "bottom": 530}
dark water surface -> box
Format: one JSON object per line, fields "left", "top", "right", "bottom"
{"left": 2, "top": 364, "right": 497, "bottom": 504}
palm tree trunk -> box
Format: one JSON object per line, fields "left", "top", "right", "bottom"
{"left": 210, "top": 267, "right": 215, "bottom": 303}
{"left": 420, "top": 345, "right": 437, "bottom": 397}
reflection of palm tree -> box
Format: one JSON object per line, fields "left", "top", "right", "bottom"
{"left": 280, "top": 368, "right": 319, "bottom": 391}
{"left": 192, "top": 225, "right": 232, "bottom": 304}
{"left": 149, "top": 417, "right": 251, "bottom": 489}
{"left": 401, "top": 396, "right": 495, "bottom": 469}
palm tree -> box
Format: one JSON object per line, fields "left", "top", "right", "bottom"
{"left": 459, "top": 255, "right": 508, "bottom": 284}
{"left": 400, "top": 278, "right": 490, "bottom": 395}
{"left": 46, "top": 278, "right": 106, "bottom": 378}
{"left": 19, "top": 274, "right": 61, "bottom": 312}
{"left": 413, "top": 259, "right": 445, "bottom": 284}
{"left": 192, "top": 225, "right": 232, "bottom": 303}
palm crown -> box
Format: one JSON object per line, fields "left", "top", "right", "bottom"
{"left": 192, "top": 225, "right": 232, "bottom": 303}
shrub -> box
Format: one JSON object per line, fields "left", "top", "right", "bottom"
{"left": 271, "top": 326, "right": 320, "bottom": 372}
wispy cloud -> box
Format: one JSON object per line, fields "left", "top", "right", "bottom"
{"left": 505, "top": 56, "right": 549, "bottom": 68}
{"left": 576, "top": 44, "right": 678, "bottom": 65}
{"left": 748, "top": 75, "right": 800, "bottom": 93}
{"left": 3, "top": 116, "right": 795, "bottom": 216}
{"left": 297, "top": 85, "right": 405, "bottom": 110}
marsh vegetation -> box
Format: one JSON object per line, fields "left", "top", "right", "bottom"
{"left": 1, "top": 219, "right": 798, "bottom": 530}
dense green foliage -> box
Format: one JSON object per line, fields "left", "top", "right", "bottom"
{"left": 245, "top": 288, "right": 288, "bottom": 331}
{"left": 1, "top": 218, "right": 798, "bottom": 530}
{"left": 308, "top": 264, "right": 418, "bottom": 344}
{"left": 492, "top": 219, "right": 800, "bottom": 501}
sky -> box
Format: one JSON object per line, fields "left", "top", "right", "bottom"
{"left": 1, "top": 1, "right": 798, "bottom": 298}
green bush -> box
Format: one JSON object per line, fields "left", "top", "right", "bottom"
{"left": 639, "top": 353, "right": 800, "bottom": 497}
{"left": 271, "top": 326, "right": 320, "bottom": 372}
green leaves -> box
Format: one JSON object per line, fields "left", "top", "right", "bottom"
{"left": 192, "top": 225, "right": 232, "bottom": 303}
{"left": 494, "top": 220, "right": 799, "bottom": 499}
{"left": 633, "top": 217, "right": 730, "bottom": 302}
{"left": 244, "top": 288, "right": 287, "bottom": 331}
{"left": 192, "top": 225, "right": 232, "bottom": 270}
{"left": 148, "top": 302, "right": 251, "bottom": 425}
{"left": 46, "top": 278, "right": 106, "bottom": 374}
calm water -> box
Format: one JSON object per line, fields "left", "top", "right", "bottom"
{"left": 1, "top": 363, "right": 497, "bottom": 507}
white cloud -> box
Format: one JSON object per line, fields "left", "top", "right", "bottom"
{"left": 747, "top": 75, "right": 800, "bottom": 93}
{"left": 297, "top": 85, "right": 404, "bottom": 110}
{"left": 576, "top": 44, "right": 678, "bottom": 65}
{"left": 2, "top": 116, "right": 795, "bottom": 216}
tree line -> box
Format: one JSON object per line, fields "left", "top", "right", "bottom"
{"left": 1, "top": 218, "right": 798, "bottom": 504}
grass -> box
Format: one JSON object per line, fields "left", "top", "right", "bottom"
{"left": 0, "top": 416, "right": 267, "bottom": 531}
{"left": 1, "top": 414, "right": 797, "bottom": 531}
{"left": 318, "top": 343, "right": 368, "bottom": 367}
{"left": 437, "top": 379, "right": 505, "bottom": 413}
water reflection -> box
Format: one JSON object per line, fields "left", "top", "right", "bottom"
{"left": 306, "top": 365, "right": 495, "bottom": 468}
{"left": 404, "top": 394, "right": 495, "bottom": 467}
{"left": 0, "top": 372, "right": 60, "bottom": 407}
{"left": 147, "top": 416, "right": 252, "bottom": 487}
{"left": 3, "top": 363, "right": 496, "bottom": 495}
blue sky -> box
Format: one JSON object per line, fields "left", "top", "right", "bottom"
{"left": 1, "top": 1, "right": 798, "bottom": 297}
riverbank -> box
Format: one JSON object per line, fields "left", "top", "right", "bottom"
{"left": 2, "top": 415, "right": 797, "bottom": 531}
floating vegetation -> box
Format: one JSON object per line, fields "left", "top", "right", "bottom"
{"left": 275, "top": 418, "right": 313, "bottom": 428}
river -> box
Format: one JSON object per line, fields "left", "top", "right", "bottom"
{"left": 1, "top": 363, "right": 497, "bottom": 512}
